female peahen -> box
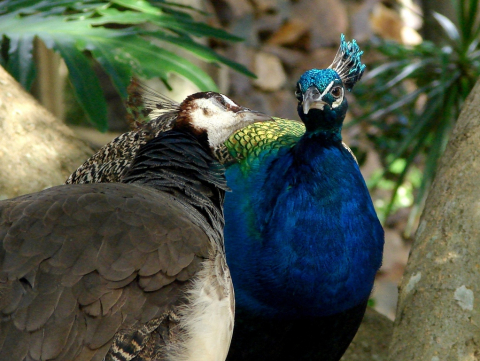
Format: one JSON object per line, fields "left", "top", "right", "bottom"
{"left": 66, "top": 35, "right": 384, "bottom": 361}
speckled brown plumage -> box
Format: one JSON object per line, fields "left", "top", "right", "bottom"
{"left": 66, "top": 114, "right": 176, "bottom": 185}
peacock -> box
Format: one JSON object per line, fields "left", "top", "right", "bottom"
{"left": 223, "top": 35, "right": 384, "bottom": 360}
{"left": 66, "top": 34, "right": 384, "bottom": 361}
{"left": 0, "top": 91, "right": 271, "bottom": 361}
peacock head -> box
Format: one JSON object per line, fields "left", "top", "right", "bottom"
{"left": 296, "top": 34, "right": 366, "bottom": 136}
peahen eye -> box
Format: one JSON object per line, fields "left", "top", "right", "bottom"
{"left": 330, "top": 86, "right": 342, "bottom": 98}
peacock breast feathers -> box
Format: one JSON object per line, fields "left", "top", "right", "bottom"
{"left": 221, "top": 118, "right": 357, "bottom": 170}
{"left": 222, "top": 118, "right": 303, "bottom": 166}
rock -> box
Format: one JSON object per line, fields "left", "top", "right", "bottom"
{"left": 349, "top": 0, "right": 378, "bottom": 42}
{"left": 290, "top": 47, "right": 339, "bottom": 81}
{"left": 253, "top": 14, "right": 284, "bottom": 37}
{"left": 251, "top": 0, "right": 279, "bottom": 13}
{"left": 292, "top": 0, "right": 348, "bottom": 48}
{"left": 261, "top": 45, "right": 304, "bottom": 67}
{"left": 369, "top": 2, "right": 403, "bottom": 42}
{"left": 252, "top": 51, "right": 286, "bottom": 92}
{"left": 341, "top": 307, "right": 393, "bottom": 361}
{"left": 371, "top": 277, "right": 398, "bottom": 321}
{"left": 0, "top": 65, "right": 93, "bottom": 199}
{"left": 380, "top": 228, "right": 410, "bottom": 276}
{"left": 222, "top": 0, "right": 253, "bottom": 18}
{"left": 228, "top": 44, "right": 256, "bottom": 95}
{"left": 265, "top": 89, "right": 298, "bottom": 120}
{"left": 266, "top": 18, "right": 309, "bottom": 46}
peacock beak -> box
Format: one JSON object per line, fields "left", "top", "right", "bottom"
{"left": 302, "top": 86, "right": 327, "bottom": 114}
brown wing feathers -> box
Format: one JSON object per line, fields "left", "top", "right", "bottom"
{"left": 0, "top": 184, "right": 210, "bottom": 360}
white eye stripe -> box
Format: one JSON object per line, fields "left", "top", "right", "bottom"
{"left": 221, "top": 94, "right": 238, "bottom": 107}
{"left": 321, "top": 81, "right": 334, "bottom": 98}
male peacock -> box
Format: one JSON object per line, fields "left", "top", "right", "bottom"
{"left": 223, "top": 35, "right": 384, "bottom": 360}
{"left": 66, "top": 35, "right": 384, "bottom": 361}
{"left": 0, "top": 91, "right": 271, "bottom": 361}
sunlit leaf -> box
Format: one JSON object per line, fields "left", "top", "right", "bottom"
{"left": 145, "top": 31, "right": 256, "bottom": 78}
{"left": 363, "top": 59, "right": 410, "bottom": 81}
{"left": 111, "top": 0, "right": 161, "bottom": 15}
{"left": 384, "top": 60, "right": 432, "bottom": 88}
{"left": 6, "top": 33, "right": 36, "bottom": 90}
{"left": 0, "top": 0, "right": 254, "bottom": 131}
{"left": 55, "top": 41, "right": 108, "bottom": 132}
{"left": 433, "top": 12, "right": 460, "bottom": 42}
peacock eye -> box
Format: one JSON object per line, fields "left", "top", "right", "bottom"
{"left": 330, "top": 86, "right": 342, "bottom": 98}
{"left": 295, "top": 84, "right": 302, "bottom": 100}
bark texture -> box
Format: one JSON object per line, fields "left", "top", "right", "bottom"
{"left": 389, "top": 80, "right": 480, "bottom": 360}
{"left": 0, "top": 65, "right": 93, "bottom": 199}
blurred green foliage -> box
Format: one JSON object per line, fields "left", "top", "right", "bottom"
{"left": 0, "top": 0, "right": 254, "bottom": 131}
{"left": 355, "top": 0, "right": 480, "bottom": 233}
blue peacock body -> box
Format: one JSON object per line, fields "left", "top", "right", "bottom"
{"left": 223, "top": 35, "right": 383, "bottom": 360}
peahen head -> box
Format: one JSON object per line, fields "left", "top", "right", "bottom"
{"left": 176, "top": 92, "right": 272, "bottom": 150}
{"left": 296, "top": 34, "right": 366, "bottom": 138}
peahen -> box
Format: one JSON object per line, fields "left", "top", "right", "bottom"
{"left": 0, "top": 91, "right": 271, "bottom": 361}
{"left": 66, "top": 35, "right": 384, "bottom": 361}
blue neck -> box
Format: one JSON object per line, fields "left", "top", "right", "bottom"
{"left": 298, "top": 103, "right": 345, "bottom": 142}
{"left": 224, "top": 132, "right": 383, "bottom": 319}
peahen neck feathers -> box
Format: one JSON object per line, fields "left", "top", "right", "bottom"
{"left": 122, "top": 130, "right": 228, "bottom": 244}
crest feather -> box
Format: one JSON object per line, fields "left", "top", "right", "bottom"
{"left": 328, "top": 34, "right": 366, "bottom": 91}
{"left": 126, "top": 77, "right": 180, "bottom": 129}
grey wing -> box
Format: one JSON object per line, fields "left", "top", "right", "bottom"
{"left": 0, "top": 183, "right": 210, "bottom": 361}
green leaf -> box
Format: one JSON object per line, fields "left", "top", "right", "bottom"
{"left": 152, "top": 15, "right": 243, "bottom": 42}
{"left": 93, "top": 8, "right": 159, "bottom": 24}
{"left": 145, "top": 31, "right": 256, "bottom": 78}
{"left": 6, "top": 33, "right": 36, "bottom": 90}
{"left": 363, "top": 59, "right": 410, "bottom": 81}
{"left": 157, "top": 1, "right": 209, "bottom": 16}
{"left": 432, "top": 12, "right": 460, "bottom": 43}
{"left": 384, "top": 60, "right": 432, "bottom": 88}
{"left": 0, "top": 0, "right": 254, "bottom": 131}
{"left": 86, "top": 41, "right": 132, "bottom": 99}
{"left": 368, "top": 83, "right": 430, "bottom": 120}
{"left": 54, "top": 42, "right": 108, "bottom": 131}
{"left": 122, "top": 36, "right": 219, "bottom": 91}
{"left": 111, "top": 0, "right": 162, "bottom": 15}
{"left": 461, "top": 0, "right": 479, "bottom": 42}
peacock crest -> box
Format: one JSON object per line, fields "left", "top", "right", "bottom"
{"left": 328, "top": 34, "right": 366, "bottom": 91}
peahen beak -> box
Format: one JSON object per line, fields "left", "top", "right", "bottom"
{"left": 236, "top": 108, "right": 274, "bottom": 123}
{"left": 302, "top": 86, "right": 327, "bottom": 114}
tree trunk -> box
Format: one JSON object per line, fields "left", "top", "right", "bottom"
{"left": 0, "top": 65, "right": 93, "bottom": 199}
{"left": 388, "top": 80, "right": 480, "bottom": 360}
